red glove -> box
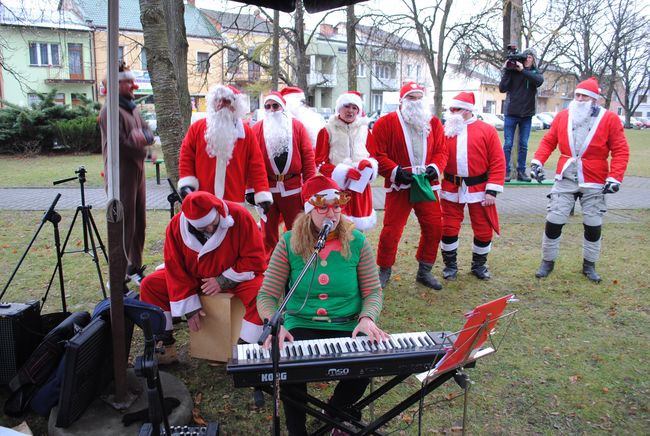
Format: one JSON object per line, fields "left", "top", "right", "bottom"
{"left": 358, "top": 159, "right": 372, "bottom": 171}
{"left": 347, "top": 167, "right": 362, "bottom": 181}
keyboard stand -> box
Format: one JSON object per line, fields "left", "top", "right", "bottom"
{"left": 261, "top": 364, "right": 472, "bottom": 436}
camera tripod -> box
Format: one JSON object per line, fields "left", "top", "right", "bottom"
{"left": 50, "top": 166, "right": 108, "bottom": 298}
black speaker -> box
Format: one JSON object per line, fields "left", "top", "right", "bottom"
{"left": 0, "top": 300, "right": 42, "bottom": 384}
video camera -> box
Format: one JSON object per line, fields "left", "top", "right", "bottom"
{"left": 505, "top": 44, "right": 528, "bottom": 71}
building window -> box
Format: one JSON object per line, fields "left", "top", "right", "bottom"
{"left": 617, "top": 107, "right": 622, "bottom": 115}
{"left": 28, "top": 42, "right": 61, "bottom": 66}
{"left": 54, "top": 93, "right": 65, "bottom": 105}
{"left": 140, "top": 48, "right": 148, "bottom": 70}
{"left": 71, "top": 93, "right": 86, "bottom": 106}
{"left": 357, "top": 63, "right": 366, "bottom": 77}
{"left": 372, "top": 93, "right": 382, "bottom": 113}
{"left": 27, "top": 93, "right": 42, "bottom": 107}
{"left": 639, "top": 95, "right": 647, "bottom": 103}
{"left": 118, "top": 46, "right": 124, "bottom": 63}
{"left": 374, "top": 63, "right": 394, "bottom": 79}
{"left": 406, "top": 64, "right": 413, "bottom": 77}
{"left": 248, "top": 48, "right": 260, "bottom": 80}
{"left": 416, "top": 64, "right": 421, "bottom": 81}
{"left": 338, "top": 47, "right": 347, "bottom": 53}
{"left": 197, "top": 51, "right": 210, "bottom": 73}
{"left": 227, "top": 49, "right": 239, "bottom": 74}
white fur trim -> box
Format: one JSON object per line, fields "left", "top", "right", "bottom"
{"left": 346, "top": 209, "right": 377, "bottom": 232}
{"left": 155, "top": 263, "right": 165, "bottom": 271}
{"left": 401, "top": 89, "right": 424, "bottom": 100}
{"left": 440, "top": 240, "right": 459, "bottom": 251}
{"left": 222, "top": 267, "right": 255, "bottom": 283}
{"left": 336, "top": 93, "right": 364, "bottom": 113}
{"left": 304, "top": 188, "right": 340, "bottom": 213}
{"left": 449, "top": 99, "right": 475, "bottom": 111}
{"left": 605, "top": 176, "right": 621, "bottom": 184}
{"left": 365, "top": 158, "right": 379, "bottom": 181}
{"left": 187, "top": 207, "right": 217, "bottom": 229}
{"left": 331, "top": 163, "right": 353, "bottom": 190}
{"left": 575, "top": 88, "right": 599, "bottom": 100}
{"left": 440, "top": 189, "right": 485, "bottom": 204}
{"left": 239, "top": 319, "right": 263, "bottom": 343}
{"left": 178, "top": 175, "right": 199, "bottom": 191}
{"left": 254, "top": 191, "right": 273, "bottom": 204}
{"left": 531, "top": 158, "right": 543, "bottom": 167}
{"left": 170, "top": 294, "right": 202, "bottom": 318}
{"left": 118, "top": 70, "right": 136, "bottom": 81}
{"left": 472, "top": 242, "right": 492, "bottom": 255}
{"left": 486, "top": 183, "right": 503, "bottom": 193}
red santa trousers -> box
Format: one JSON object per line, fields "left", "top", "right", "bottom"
{"left": 441, "top": 199, "right": 495, "bottom": 243}
{"left": 377, "top": 189, "right": 442, "bottom": 268}
{"left": 141, "top": 269, "right": 264, "bottom": 328}
{"left": 261, "top": 192, "right": 304, "bottom": 258}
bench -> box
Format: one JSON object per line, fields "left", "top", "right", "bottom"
{"left": 145, "top": 159, "right": 165, "bottom": 185}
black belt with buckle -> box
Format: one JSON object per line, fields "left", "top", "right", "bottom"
{"left": 272, "top": 174, "right": 296, "bottom": 182}
{"left": 444, "top": 172, "right": 488, "bottom": 187}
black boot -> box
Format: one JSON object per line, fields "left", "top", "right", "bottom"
{"left": 470, "top": 252, "right": 491, "bottom": 280}
{"left": 535, "top": 260, "right": 555, "bottom": 278}
{"left": 441, "top": 250, "right": 458, "bottom": 280}
{"left": 378, "top": 267, "right": 392, "bottom": 289}
{"left": 582, "top": 260, "right": 601, "bottom": 283}
{"left": 516, "top": 170, "right": 531, "bottom": 182}
{"left": 416, "top": 262, "right": 443, "bottom": 290}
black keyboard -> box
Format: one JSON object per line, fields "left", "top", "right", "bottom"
{"left": 227, "top": 331, "right": 455, "bottom": 387}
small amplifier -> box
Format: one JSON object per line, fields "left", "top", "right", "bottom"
{"left": 0, "top": 300, "right": 42, "bottom": 384}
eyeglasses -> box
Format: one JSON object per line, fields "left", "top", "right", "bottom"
{"left": 315, "top": 204, "right": 342, "bottom": 214}
{"left": 264, "top": 103, "right": 281, "bottom": 110}
{"left": 449, "top": 107, "right": 462, "bottom": 113}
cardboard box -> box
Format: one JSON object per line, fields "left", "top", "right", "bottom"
{"left": 189, "top": 293, "right": 244, "bottom": 362}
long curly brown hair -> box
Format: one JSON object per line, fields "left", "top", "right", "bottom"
{"left": 290, "top": 213, "right": 355, "bottom": 260}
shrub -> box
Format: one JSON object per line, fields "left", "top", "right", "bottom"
{"left": 51, "top": 116, "right": 101, "bottom": 153}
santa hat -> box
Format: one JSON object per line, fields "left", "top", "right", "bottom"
{"left": 182, "top": 191, "right": 226, "bottom": 228}
{"left": 302, "top": 176, "right": 343, "bottom": 214}
{"left": 280, "top": 86, "right": 305, "bottom": 99}
{"left": 400, "top": 82, "right": 425, "bottom": 100}
{"left": 449, "top": 91, "right": 476, "bottom": 111}
{"left": 575, "top": 77, "right": 601, "bottom": 100}
{"left": 264, "top": 91, "right": 286, "bottom": 110}
{"left": 335, "top": 91, "right": 363, "bottom": 113}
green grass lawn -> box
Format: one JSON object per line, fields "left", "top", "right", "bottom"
{"left": 0, "top": 209, "right": 648, "bottom": 434}
{"left": 0, "top": 130, "right": 648, "bottom": 188}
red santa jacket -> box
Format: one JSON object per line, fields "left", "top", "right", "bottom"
{"left": 251, "top": 118, "right": 316, "bottom": 197}
{"left": 441, "top": 118, "right": 506, "bottom": 203}
{"left": 178, "top": 118, "right": 272, "bottom": 204}
{"left": 532, "top": 108, "right": 629, "bottom": 188}
{"left": 164, "top": 200, "right": 267, "bottom": 317}
{"left": 371, "top": 111, "right": 448, "bottom": 192}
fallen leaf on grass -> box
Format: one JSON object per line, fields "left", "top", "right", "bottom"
{"left": 451, "top": 425, "right": 464, "bottom": 433}
{"left": 192, "top": 407, "right": 207, "bottom": 426}
{"left": 602, "top": 387, "right": 609, "bottom": 393}
{"left": 543, "top": 346, "right": 553, "bottom": 353}
{"left": 401, "top": 414, "right": 413, "bottom": 424}
{"left": 569, "top": 375, "right": 580, "bottom": 384}
{"left": 194, "top": 392, "right": 203, "bottom": 405}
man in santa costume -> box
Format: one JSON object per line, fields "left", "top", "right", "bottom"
{"left": 530, "top": 77, "right": 629, "bottom": 282}
{"left": 372, "top": 82, "right": 448, "bottom": 290}
{"left": 279, "top": 86, "right": 326, "bottom": 147}
{"left": 178, "top": 84, "right": 272, "bottom": 214}
{"left": 315, "top": 90, "right": 378, "bottom": 232}
{"left": 250, "top": 91, "right": 316, "bottom": 257}
{"left": 440, "top": 92, "right": 506, "bottom": 281}
{"left": 140, "top": 191, "right": 267, "bottom": 362}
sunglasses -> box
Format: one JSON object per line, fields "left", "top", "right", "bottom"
{"left": 449, "top": 107, "right": 462, "bottom": 113}
{"left": 264, "top": 103, "right": 281, "bottom": 110}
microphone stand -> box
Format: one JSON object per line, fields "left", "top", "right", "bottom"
{"left": 258, "top": 230, "right": 329, "bottom": 436}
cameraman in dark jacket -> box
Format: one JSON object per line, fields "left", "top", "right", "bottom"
{"left": 499, "top": 48, "right": 544, "bottom": 181}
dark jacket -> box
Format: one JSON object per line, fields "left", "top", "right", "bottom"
{"left": 499, "top": 67, "right": 544, "bottom": 117}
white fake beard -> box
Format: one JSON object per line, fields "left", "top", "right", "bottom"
{"left": 444, "top": 113, "right": 465, "bottom": 138}
{"left": 264, "top": 111, "right": 292, "bottom": 158}
{"left": 569, "top": 99, "right": 593, "bottom": 127}
{"left": 205, "top": 108, "right": 238, "bottom": 161}
{"left": 401, "top": 99, "right": 431, "bottom": 136}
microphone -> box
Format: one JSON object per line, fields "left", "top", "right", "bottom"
{"left": 315, "top": 219, "right": 334, "bottom": 249}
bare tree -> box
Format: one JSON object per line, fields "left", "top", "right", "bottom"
{"left": 139, "top": 0, "right": 189, "bottom": 183}
{"left": 162, "top": 0, "right": 191, "bottom": 128}
{"left": 346, "top": 4, "right": 357, "bottom": 90}
{"left": 271, "top": 9, "right": 280, "bottom": 90}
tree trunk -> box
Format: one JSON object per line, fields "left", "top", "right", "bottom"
{"left": 346, "top": 5, "right": 357, "bottom": 91}
{"left": 140, "top": 0, "right": 185, "bottom": 184}
{"left": 163, "top": 0, "right": 191, "bottom": 128}
{"left": 271, "top": 9, "right": 280, "bottom": 91}
{"left": 294, "top": 0, "right": 309, "bottom": 94}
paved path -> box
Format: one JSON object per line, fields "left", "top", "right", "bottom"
{"left": 0, "top": 176, "right": 648, "bottom": 215}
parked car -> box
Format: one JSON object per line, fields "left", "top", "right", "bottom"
{"left": 476, "top": 112, "right": 504, "bottom": 130}
{"left": 535, "top": 113, "right": 553, "bottom": 129}
{"left": 530, "top": 115, "right": 544, "bottom": 130}
{"left": 142, "top": 112, "right": 157, "bottom": 134}
{"left": 629, "top": 117, "right": 644, "bottom": 129}
{"left": 636, "top": 117, "right": 650, "bottom": 128}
